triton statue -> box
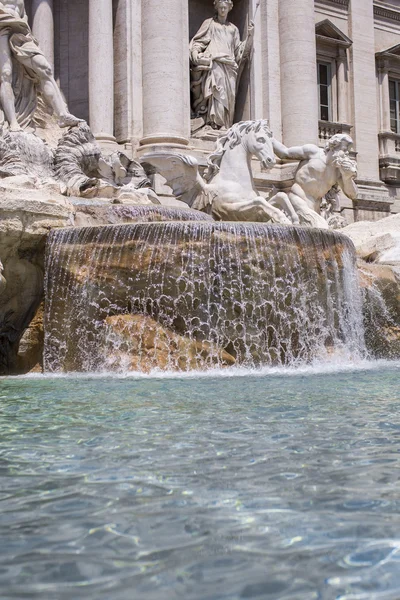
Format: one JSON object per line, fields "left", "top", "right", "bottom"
{"left": 270, "top": 134, "right": 358, "bottom": 228}
{"left": 142, "top": 125, "right": 358, "bottom": 229}
{"left": 142, "top": 120, "right": 291, "bottom": 225}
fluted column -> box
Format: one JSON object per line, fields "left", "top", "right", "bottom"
{"left": 279, "top": 0, "right": 319, "bottom": 146}
{"left": 337, "top": 49, "right": 348, "bottom": 124}
{"left": 140, "top": 0, "right": 190, "bottom": 147}
{"left": 32, "top": 0, "right": 54, "bottom": 70}
{"left": 88, "top": 0, "right": 116, "bottom": 144}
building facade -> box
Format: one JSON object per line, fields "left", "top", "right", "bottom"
{"left": 25, "top": 0, "right": 400, "bottom": 221}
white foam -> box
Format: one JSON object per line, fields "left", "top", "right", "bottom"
{"left": 6, "top": 357, "right": 400, "bottom": 382}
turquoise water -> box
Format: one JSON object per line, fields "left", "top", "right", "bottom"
{"left": 1, "top": 363, "right": 400, "bottom": 600}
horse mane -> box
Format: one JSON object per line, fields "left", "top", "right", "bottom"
{"left": 204, "top": 120, "right": 272, "bottom": 182}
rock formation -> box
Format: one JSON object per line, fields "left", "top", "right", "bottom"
{"left": 343, "top": 216, "right": 400, "bottom": 359}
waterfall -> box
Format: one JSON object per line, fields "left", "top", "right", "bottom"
{"left": 44, "top": 220, "right": 366, "bottom": 373}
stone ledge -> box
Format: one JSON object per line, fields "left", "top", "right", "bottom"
{"left": 374, "top": 2, "right": 400, "bottom": 22}
{"left": 316, "top": 0, "right": 349, "bottom": 9}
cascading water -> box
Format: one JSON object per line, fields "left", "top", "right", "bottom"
{"left": 44, "top": 213, "right": 366, "bottom": 373}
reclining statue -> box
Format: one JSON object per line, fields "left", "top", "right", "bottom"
{"left": 0, "top": 0, "right": 83, "bottom": 131}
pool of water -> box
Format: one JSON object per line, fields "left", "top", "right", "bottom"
{"left": 1, "top": 362, "right": 400, "bottom": 600}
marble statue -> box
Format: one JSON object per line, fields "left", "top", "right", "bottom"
{"left": 270, "top": 134, "right": 358, "bottom": 229}
{"left": 142, "top": 120, "right": 290, "bottom": 224}
{"left": 190, "top": 0, "right": 254, "bottom": 130}
{"left": 0, "top": 121, "right": 158, "bottom": 202}
{"left": 0, "top": 4, "right": 158, "bottom": 204}
{"left": 142, "top": 125, "right": 358, "bottom": 229}
{"left": 55, "top": 124, "right": 158, "bottom": 202}
{"left": 0, "top": 0, "right": 83, "bottom": 131}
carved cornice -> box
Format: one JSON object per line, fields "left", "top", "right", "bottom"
{"left": 374, "top": 4, "right": 400, "bottom": 23}
{"left": 316, "top": 0, "right": 349, "bottom": 7}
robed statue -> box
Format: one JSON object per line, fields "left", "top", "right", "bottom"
{"left": 0, "top": 0, "right": 82, "bottom": 131}
{"left": 190, "top": 0, "right": 254, "bottom": 130}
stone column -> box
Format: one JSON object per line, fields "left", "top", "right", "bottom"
{"left": 379, "top": 60, "right": 391, "bottom": 133}
{"left": 279, "top": 0, "right": 319, "bottom": 146}
{"left": 88, "top": 0, "right": 116, "bottom": 145}
{"left": 337, "top": 49, "right": 348, "bottom": 124}
{"left": 140, "top": 0, "right": 190, "bottom": 147}
{"left": 349, "top": 0, "right": 380, "bottom": 180}
{"left": 32, "top": 0, "right": 54, "bottom": 70}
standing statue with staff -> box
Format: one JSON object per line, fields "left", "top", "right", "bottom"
{"left": 0, "top": 0, "right": 83, "bottom": 131}
{"left": 190, "top": 0, "right": 256, "bottom": 130}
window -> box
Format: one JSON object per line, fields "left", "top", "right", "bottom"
{"left": 390, "top": 79, "right": 400, "bottom": 134}
{"left": 318, "top": 62, "right": 332, "bottom": 122}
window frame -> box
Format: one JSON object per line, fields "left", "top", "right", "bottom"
{"left": 317, "top": 60, "right": 333, "bottom": 122}
{"left": 389, "top": 78, "right": 400, "bottom": 134}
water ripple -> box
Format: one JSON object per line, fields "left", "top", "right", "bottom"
{"left": 0, "top": 366, "right": 400, "bottom": 599}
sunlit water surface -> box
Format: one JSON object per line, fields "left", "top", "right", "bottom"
{"left": 1, "top": 362, "right": 400, "bottom": 600}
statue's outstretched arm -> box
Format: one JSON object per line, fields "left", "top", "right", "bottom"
{"left": 338, "top": 174, "right": 358, "bottom": 201}
{"left": 272, "top": 139, "right": 319, "bottom": 161}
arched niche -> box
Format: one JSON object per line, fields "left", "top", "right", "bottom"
{"left": 189, "top": 0, "right": 252, "bottom": 126}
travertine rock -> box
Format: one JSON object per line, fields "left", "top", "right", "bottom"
{"left": 0, "top": 196, "right": 72, "bottom": 374}
{"left": 44, "top": 223, "right": 361, "bottom": 373}
{"left": 358, "top": 261, "right": 400, "bottom": 359}
{"left": 16, "top": 302, "right": 44, "bottom": 374}
{"left": 104, "top": 314, "right": 236, "bottom": 372}
{"left": 343, "top": 214, "right": 400, "bottom": 264}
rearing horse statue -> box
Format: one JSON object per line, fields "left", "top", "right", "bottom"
{"left": 141, "top": 120, "right": 291, "bottom": 225}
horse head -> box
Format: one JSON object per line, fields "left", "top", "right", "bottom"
{"left": 242, "top": 120, "right": 276, "bottom": 170}
{"left": 204, "top": 120, "right": 276, "bottom": 182}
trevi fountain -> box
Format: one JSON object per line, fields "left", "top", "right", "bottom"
{"left": 0, "top": 1, "right": 400, "bottom": 599}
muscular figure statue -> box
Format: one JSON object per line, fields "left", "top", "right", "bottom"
{"left": 190, "top": 0, "right": 254, "bottom": 130}
{"left": 0, "top": 0, "right": 83, "bottom": 131}
{"left": 270, "top": 134, "right": 358, "bottom": 228}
